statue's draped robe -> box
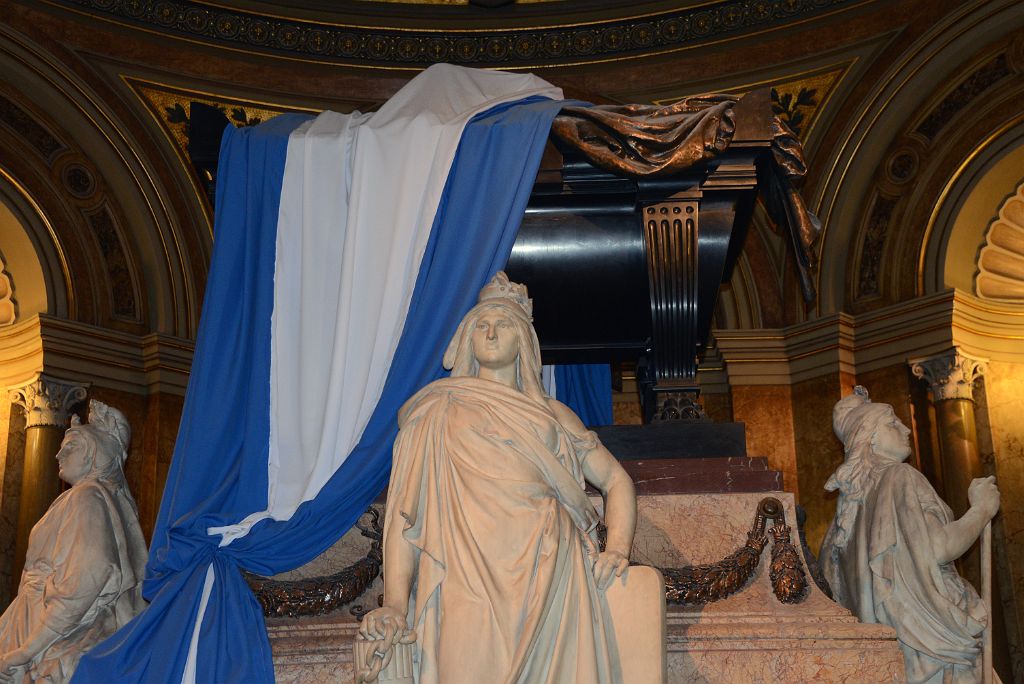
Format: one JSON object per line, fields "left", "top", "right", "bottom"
{"left": 387, "top": 376, "right": 620, "bottom": 684}
{"left": 821, "top": 463, "right": 985, "bottom": 684}
{"left": 0, "top": 481, "right": 146, "bottom": 682}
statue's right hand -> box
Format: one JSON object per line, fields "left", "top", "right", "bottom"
{"left": 358, "top": 606, "right": 414, "bottom": 645}
{"left": 968, "top": 476, "right": 1000, "bottom": 519}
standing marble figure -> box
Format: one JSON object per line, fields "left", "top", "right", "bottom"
{"left": 0, "top": 401, "right": 147, "bottom": 684}
{"left": 820, "top": 386, "right": 999, "bottom": 684}
{"left": 358, "top": 272, "right": 636, "bottom": 684}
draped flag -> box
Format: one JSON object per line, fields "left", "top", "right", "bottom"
{"left": 72, "top": 65, "right": 582, "bottom": 684}
{"left": 543, "top": 363, "right": 613, "bottom": 426}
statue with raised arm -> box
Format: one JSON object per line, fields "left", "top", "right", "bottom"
{"left": 0, "top": 401, "right": 147, "bottom": 684}
{"left": 820, "top": 386, "right": 999, "bottom": 684}
{"left": 358, "top": 272, "right": 636, "bottom": 684}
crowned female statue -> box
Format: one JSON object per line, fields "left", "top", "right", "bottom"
{"left": 0, "top": 401, "right": 147, "bottom": 684}
{"left": 358, "top": 272, "right": 636, "bottom": 684}
{"left": 820, "top": 387, "right": 999, "bottom": 684}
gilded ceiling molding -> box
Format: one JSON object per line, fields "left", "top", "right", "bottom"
{"left": 124, "top": 77, "right": 349, "bottom": 219}
{"left": 976, "top": 180, "right": 1024, "bottom": 301}
{"left": 52, "top": 0, "right": 858, "bottom": 68}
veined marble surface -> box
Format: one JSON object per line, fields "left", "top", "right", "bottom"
{"left": 268, "top": 491, "right": 906, "bottom": 683}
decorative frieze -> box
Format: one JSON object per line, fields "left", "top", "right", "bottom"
{"left": 909, "top": 351, "right": 987, "bottom": 402}
{"left": 8, "top": 375, "right": 88, "bottom": 429}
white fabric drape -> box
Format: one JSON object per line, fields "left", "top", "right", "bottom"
{"left": 210, "top": 65, "right": 562, "bottom": 546}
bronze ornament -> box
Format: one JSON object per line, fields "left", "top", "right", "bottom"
{"left": 552, "top": 98, "right": 821, "bottom": 301}
{"left": 245, "top": 507, "right": 384, "bottom": 619}
{"left": 662, "top": 496, "right": 808, "bottom": 606}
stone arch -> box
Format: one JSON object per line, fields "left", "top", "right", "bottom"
{"left": 0, "top": 23, "right": 210, "bottom": 338}
{"left": 813, "top": 2, "right": 1024, "bottom": 315}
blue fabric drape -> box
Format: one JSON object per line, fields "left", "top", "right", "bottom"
{"left": 555, "top": 363, "right": 613, "bottom": 427}
{"left": 73, "top": 97, "right": 569, "bottom": 684}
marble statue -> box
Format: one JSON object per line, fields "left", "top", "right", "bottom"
{"left": 0, "top": 400, "right": 147, "bottom": 684}
{"left": 358, "top": 272, "right": 637, "bottom": 684}
{"left": 820, "top": 386, "right": 999, "bottom": 684}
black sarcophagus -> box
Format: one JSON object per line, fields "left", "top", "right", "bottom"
{"left": 189, "top": 87, "right": 817, "bottom": 424}
{"left": 508, "top": 88, "right": 817, "bottom": 421}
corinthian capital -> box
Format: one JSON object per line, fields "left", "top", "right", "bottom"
{"left": 909, "top": 352, "right": 987, "bottom": 402}
{"left": 9, "top": 375, "right": 89, "bottom": 428}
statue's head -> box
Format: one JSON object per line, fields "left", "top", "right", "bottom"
{"left": 824, "top": 386, "right": 911, "bottom": 550}
{"left": 444, "top": 272, "right": 546, "bottom": 401}
{"left": 832, "top": 386, "right": 912, "bottom": 469}
{"left": 56, "top": 399, "right": 130, "bottom": 486}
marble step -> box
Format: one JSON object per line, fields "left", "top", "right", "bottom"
{"left": 592, "top": 456, "right": 782, "bottom": 495}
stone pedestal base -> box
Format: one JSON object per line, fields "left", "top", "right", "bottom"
{"left": 267, "top": 490, "right": 906, "bottom": 683}
{"left": 625, "top": 491, "right": 906, "bottom": 683}
{"left": 269, "top": 614, "right": 358, "bottom": 684}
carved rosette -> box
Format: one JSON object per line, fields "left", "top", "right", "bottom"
{"left": 9, "top": 375, "right": 89, "bottom": 428}
{"left": 910, "top": 352, "right": 987, "bottom": 402}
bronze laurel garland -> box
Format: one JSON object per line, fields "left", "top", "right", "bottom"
{"left": 245, "top": 497, "right": 807, "bottom": 619}
{"left": 662, "top": 496, "right": 807, "bottom": 605}
{"left": 245, "top": 508, "right": 384, "bottom": 619}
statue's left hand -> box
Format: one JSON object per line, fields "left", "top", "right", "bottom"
{"left": 0, "top": 648, "right": 31, "bottom": 683}
{"left": 592, "top": 550, "right": 629, "bottom": 590}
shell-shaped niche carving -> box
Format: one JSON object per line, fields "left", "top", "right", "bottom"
{"left": 976, "top": 181, "right": 1024, "bottom": 300}
{"left": 0, "top": 253, "right": 15, "bottom": 326}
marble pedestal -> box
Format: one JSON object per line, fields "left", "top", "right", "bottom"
{"left": 267, "top": 490, "right": 906, "bottom": 683}
{"left": 622, "top": 492, "right": 906, "bottom": 683}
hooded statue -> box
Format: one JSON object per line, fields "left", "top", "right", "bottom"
{"left": 0, "top": 401, "right": 147, "bottom": 684}
{"left": 358, "top": 272, "right": 636, "bottom": 684}
{"left": 820, "top": 386, "right": 998, "bottom": 684}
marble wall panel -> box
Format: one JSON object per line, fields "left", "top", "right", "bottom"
{"left": 729, "top": 384, "right": 798, "bottom": 495}
{"left": 88, "top": 387, "right": 183, "bottom": 542}
{"left": 978, "top": 360, "right": 1024, "bottom": 682}
{"left": 0, "top": 399, "right": 23, "bottom": 608}
{"left": 612, "top": 389, "right": 642, "bottom": 425}
{"left": 700, "top": 390, "right": 732, "bottom": 423}
{"left": 790, "top": 371, "right": 855, "bottom": 554}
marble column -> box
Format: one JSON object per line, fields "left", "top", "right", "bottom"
{"left": 909, "top": 352, "right": 987, "bottom": 519}
{"left": 8, "top": 375, "right": 88, "bottom": 583}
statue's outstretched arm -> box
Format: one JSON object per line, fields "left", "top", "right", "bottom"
{"left": 358, "top": 504, "right": 416, "bottom": 644}
{"left": 930, "top": 476, "right": 999, "bottom": 565}
{"left": 550, "top": 401, "right": 637, "bottom": 589}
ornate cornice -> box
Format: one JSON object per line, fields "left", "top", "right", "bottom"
{"left": 52, "top": 0, "right": 859, "bottom": 68}
{"left": 8, "top": 374, "right": 88, "bottom": 428}
{"left": 909, "top": 350, "right": 987, "bottom": 402}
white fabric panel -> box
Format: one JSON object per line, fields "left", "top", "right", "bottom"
{"left": 542, "top": 364, "right": 557, "bottom": 398}
{"left": 181, "top": 563, "right": 215, "bottom": 684}
{"left": 211, "top": 65, "right": 562, "bottom": 546}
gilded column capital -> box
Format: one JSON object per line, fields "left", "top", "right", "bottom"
{"left": 8, "top": 375, "right": 89, "bottom": 429}
{"left": 909, "top": 352, "right": 987, "bottom": 402}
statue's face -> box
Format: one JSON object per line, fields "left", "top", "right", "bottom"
{"left": 471, "top": 310, "right": 520, "bottom": 370}
{"left": 872, "top": 412, "right": 912, "bottom": 463}
{"left": 56, "top": 429, "right": 93, "bottom": 485}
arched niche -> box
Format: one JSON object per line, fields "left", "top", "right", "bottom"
{"left": 0, "top": 176, "right": 67, "bottom": 322}
{"left": 919, "top": 124, "right": 1024, "bottom": 296}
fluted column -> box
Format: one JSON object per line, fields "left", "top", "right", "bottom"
{"left": 8, "top": 375, "right": 88, "bottom": 583}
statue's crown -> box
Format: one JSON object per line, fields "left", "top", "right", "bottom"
{"left": 478, "top": 271, "right": 533, "bottom": 319}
